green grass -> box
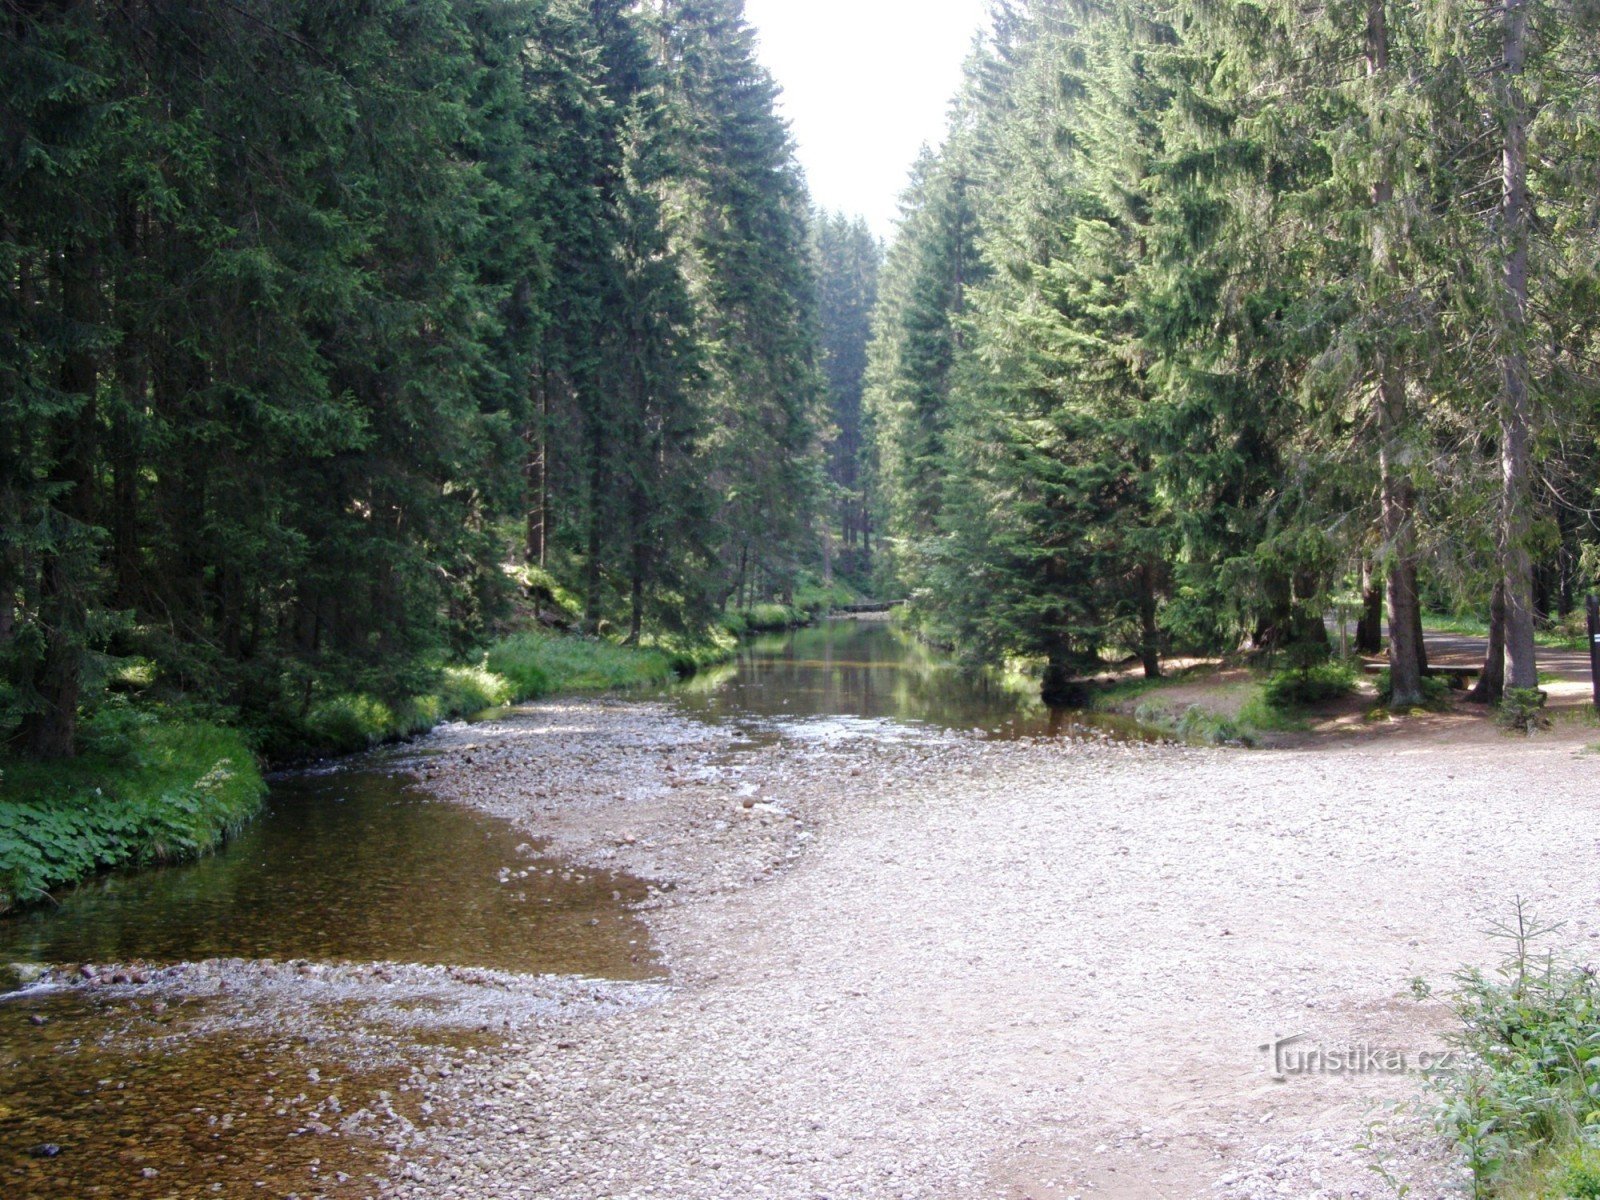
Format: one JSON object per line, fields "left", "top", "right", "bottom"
{"left": 486, "top": 631, "right": 680, "bottom": 697}
{"left": 1096, "top": 664, "right": 1345, "bottom": 746}
{"left": 1, "top": 625, "right": 739, "bottom": 911}
{"left": 1423, "top": 611, "right": 1590, "bottom": 652}
{"left": 722, "top": 578, "right": 863, "bottom": 635}
{"left": 0, "top": 708, "right": 266, "bottom": 913}
{"left": 293, "top": 629, "right": 732, "bottom": 759}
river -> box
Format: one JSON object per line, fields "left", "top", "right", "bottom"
{"left": 0, "top": 620, "right": 1121, "bottom": 1198}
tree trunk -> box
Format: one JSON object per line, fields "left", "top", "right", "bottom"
{"left": 1469, "top": 580, "right": 1507, "bottom": 704}
{"left": 20, "top": 240, "right": 98, "bottom": 758}
{"left": 1368, "top": 0, "right": 1424, "bottom": 708}
{"left": 1138, "top": 563, "right": 1162, "bottom": 679}
{"left": 110, "top": 264, "right": 144, "bottom": 608}
{"left": 1497, "top": 0, "right": 1539, "bottom": 692}
{"left": 1355, "top": 559, "right": 1383, "bottom": 653}
{"left": 584, "top": 436, "right": 604, "bottom": 635}
{"left": 525, "top": 373, "right": 549, "bottom": 567}
{"left": 1410, "top": 572, "right": 1429, "bottom": 674}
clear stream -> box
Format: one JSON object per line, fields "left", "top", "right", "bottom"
{"left": 0, "top": 620, "right": 1121, "bottom": 1198}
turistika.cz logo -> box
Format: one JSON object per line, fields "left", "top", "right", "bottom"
{"left": 1261, "top": 1034, "right": 1460, "bottom": 1080}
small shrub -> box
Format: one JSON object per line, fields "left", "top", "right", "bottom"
{"left": 1431, "top": 903, "right": 1600, "bottom": 1197}
{"left": 732, "top": 602, "right": 801, "bottom": 633}
{"left": 486, "top": 631, "right": 679, "bottom": 698}
{"left": 1135, "top": 702, "right": 1254, "bottom": 746}
{"left": 1564, "top": 1157, "right": 1600, "bottom": 1199}
{"left": 1498, "top": 687, "right": 1550, "bottom": 734}
{"left": 1263, "top": 661, "right": 1358, "bottom": 709}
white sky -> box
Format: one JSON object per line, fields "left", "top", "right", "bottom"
{"left": 742, "top": 0, "right": 993, "bottom": 239}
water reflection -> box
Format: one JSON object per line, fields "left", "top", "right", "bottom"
{"left": 0, "top": 768, "right": 654, "bottom": 979}
{"left": 671, "top": 619, "right": 1143, "bottom": 740}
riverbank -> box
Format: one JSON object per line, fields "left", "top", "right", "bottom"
{"left": 0, "top": 585, "right": 864, "bottom": 916}
{"left": 0, "top": 718, "right": 266, "bottom": 914}
{"left": 0, "top": 631, "right": 693, "bottom": 916}
{"left": 397, "top": 703, "right": 1599, "bottom": 1199}
{"left": 11, "top": 667, "right": 1600, "bottom": 1196}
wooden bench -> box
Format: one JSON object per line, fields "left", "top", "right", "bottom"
{"left": 1361, "top": 662, "right": 1480, "bottom": 688}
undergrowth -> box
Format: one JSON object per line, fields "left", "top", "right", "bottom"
{"left": 1375, "top": 669, "right": 1456, "bottom": 713}
{"left": 1263, "top": 660, "right": 1358, "bottom": 709}
{"left": 1432, "top": 903, "right": 1600, "bottom": 1200}
{"left": 0, "top": 706, "right": 265, "bottom": 913}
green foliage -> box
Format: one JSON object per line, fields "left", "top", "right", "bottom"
{"left": 861, "top": 0, "right": 1600, "bottom": 704}
{"left": 1131, "top": 700, "right": 1254, "bottom": 747}
{"left": 1375, "top": 670, "right": 1455, "bottom": 712}
{"left": 0, "top": 0, "right": 825, "bottom": 763}
{"left": 1263, "top": 662, "right": 1359, "bottom": 710}
{"left": 1563, "top": 1157, "right": 1600, "bottom": 1200}
{"left": 0, "top": 714, "right": 265, "bottom": 912}
{"left": 486, "top": 632, "right": 677, "bottom": 700}
{"left": 1432, "top": 904, "right": 1600, "bottom": 1199}
{"left": 1499, "top": 689, "right": 1552, "bottom": 735}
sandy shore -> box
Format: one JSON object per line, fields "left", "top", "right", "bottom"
{"left": 359, "top": 699, "right": 1600, "bottom": 1200}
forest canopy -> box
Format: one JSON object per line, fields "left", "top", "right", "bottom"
{"left": 1, "top": 0, "right": 850, "bottom": 760}
{"left": 865, "top": 0, "right": 1600, "bottom": 706}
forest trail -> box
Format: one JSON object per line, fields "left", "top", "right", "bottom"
{"left": 1422, "top": 632, "right": 1593, "bottom": 687}
{"left": 396, "top": 701, "right": 1600, "bottom": 1200}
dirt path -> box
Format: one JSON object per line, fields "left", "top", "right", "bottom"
{"left": 1422, "top": 631, "right": 1593, "bottom": 687}
{"left": 389, "top": 701, "right": 1600, "bottom": 1200}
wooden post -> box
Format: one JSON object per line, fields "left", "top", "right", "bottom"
{"left": 1587, "top": 594, "right": 1600, "bottom": 713}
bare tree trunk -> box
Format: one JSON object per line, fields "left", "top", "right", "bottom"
{"left": 525, "top": 374, "right": 549, "bottom": 567}
{"left": 1469, "top": 580, "right": 1507, "bottom": 704}
{"left": 1138, "top": 563, "right": 1162, "bottom": 679}
{"left": 1496, "top": 0, "right": 1539, "bottom": 692}
{"left": 1368, "top": 0, "right": 1424, "bottom": 707}
{"left": 21, "top": 240, "right": 98, "bottom": 758}
{"left": 1355, "top": 559, "right": 1383, "bottom": 654}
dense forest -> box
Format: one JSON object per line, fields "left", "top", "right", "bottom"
{"left": 8, "top": 0, "right": 1600, "bottom": 771}
{"left": 867, "top": 0, "right": 1600, "bottom": 707}
{"left": 1, "top": 0, "right": 882, "bottom": 762}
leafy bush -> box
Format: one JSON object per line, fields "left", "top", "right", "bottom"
{"left": 1375, "top": 668, "right": 1454, "bottom": 711}
{"left": 1132, "top": 701, "right": 1255, "bottom": 747}
{"left": 1564, "top": 1157, "right": 1600, "bottom": 1199}
{"left": 302, "top": 693, "right": 397, "bottom": 755}
{"left": 0, "top": 717, "right": 265, "bottom": 912}
{"left": 725, "top": 602, "right": 803, "bottom": 634}
{"left": 1263, "top": 660, "right": 1358, "bottom": 709}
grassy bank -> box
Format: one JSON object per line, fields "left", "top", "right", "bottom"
{"left": 722, "top": 580, "right": 860, "bottom": 635}
{"left": 1092, "top": 660, "right": 1364, "bottom": 746}
{"left": 0, "top": 712, "right": 266, "bottom": 914}
{"left": 1, "top": 629, "right": 722, "bottom": 916}
{"left": 1, "top": 590, "right": 860, "bottom": 913}
{"left": 285, "top": 627, "right": 738, "bottom": 760}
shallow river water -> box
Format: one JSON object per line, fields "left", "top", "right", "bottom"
{"left": 0, "top": 620, "right": 1106, "bottom": 1198}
